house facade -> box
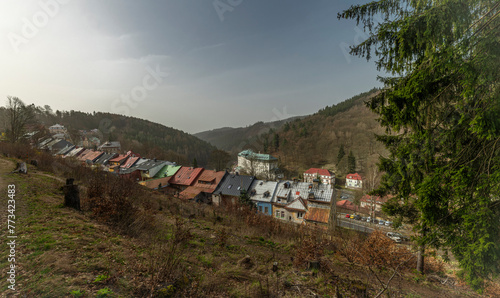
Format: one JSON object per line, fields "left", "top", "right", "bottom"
{"left": 98, "top": 141, "right": 121, "bottom": 154}
{"left": 345, "top": 173, "right": 363, "bottom": 189}
{"left": 237, "top": 150, "right": 279, "bottom": 180}
{"left": 212, "top": 173, "right": 255, "bottom": 207}
{"left": 248, "top": 180, "right": 278, "bottom": 216}
{"left": 303, "top": 168, "right": 335, "bottom": 185}
{"left": 49, "top": 124, "right": 67, "bottom": 134}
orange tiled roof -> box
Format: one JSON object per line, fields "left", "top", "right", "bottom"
{"left": 110, "top": 154, "right": 128, "bottom": 163}
{"left": 304, "top": 208, "right": 330, "bottom": 224}
{"left": 191, "top": 170, "right": 226, "bottom": 193}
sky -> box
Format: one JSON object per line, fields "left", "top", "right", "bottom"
{"left": 0, "top": 0, "right": 382, "bottom": 134}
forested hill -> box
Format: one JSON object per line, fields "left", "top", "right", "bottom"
{"left": 237, "top": 88, "right": 388, "bottom": 178}
{"left": 35, "top": 110, "right": 216, "bottom": 166}
{"left": 194, "top": 116, "right": 304, "bottom": 153}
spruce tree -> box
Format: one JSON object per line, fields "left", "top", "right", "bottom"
{"left": 339, "top": 0, "right": 500, "bottom": 290}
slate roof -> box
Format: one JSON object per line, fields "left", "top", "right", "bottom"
{"left": 291, "top": 182, "right": 335, "bottom": 203}
{"left": 213, "top": 173, "right": 256, "bottom": 197}
{"left": 55, "top": 145, "right": 75, "bottom": 156}
{"left": 238, "top": 149, "right": 278, "bottom": 161}
{"left": 273, "top": 180, "right": 294, "bottom": 203}
{"left": 135, "top": 159, "right": 171, "bottom": 171}
{"left": 284, "top": 197, "right": 308, "bottom": 212}
{"left": 94, "top": 153, "right": 118, "bottom": 165}
{"left": 248, "top": 180, "right": 278, "bottom": 203}
{"left": 168, "top": 167, "right": 204, "bottom": 186}
{"left": 304, "top": 208, "right": 330, "bottom": 224}
{"left": 64, "top": 147, "right": 85, "bottom": 157}
{"left": 98, "top": 141, "right": 121, "bottom": 150}
{"left": 154, "top": 165, "right": 182, "bottom": 178}
{"left": 52, "top": 139, "right": 72, "bottom": 151}
{"left": 38, "top": 137, "right": 53, "bottom": 148}
{"left": 304, "top": 168, "right": 334, "bottom": 177}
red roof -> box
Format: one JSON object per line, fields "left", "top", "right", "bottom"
{"left": 110, "top": 154, "right": 128, "bottom": 163}
{"left": 336, "top": 199, "right": 359, "bottom": 211}
{"left": 83, "top": 151, "right": 104, "bottom": 162}
{"left": 360, "top": 194, "right": 390, "bottom": 204}
{"left": 304, "top": 168, "right": 333, "bottom": 176}
{"left": 168, "top": 167, "right": 204, "bottom": 186}
{"left": 121, "top": 156, "right": 140, "bottom": 168}
{"left": 191, "top": 170, "right": 226, "bottom": 193}
{"left": 346, "top": 173, "right": 362, "bottom": 180}
{"left": 77, "top": 149, "right": 92, "bottom": 160}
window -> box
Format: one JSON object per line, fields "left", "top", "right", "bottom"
{"left": 259, "top": 206, "right": 262, "bottom": 212}
{"left": 227, "top": 185, "right": 232, "bottom": 189}
{"left": 275, "top": 211, "right": 280, "bottom": 218}
{"left": 264, "top": 207, "right": 269, "bottom": 214}
{"left": 281, "top": 211, "right": 285, "bottom": 218}
{"left": 297, "top": 212, "right": 304, "bottom": 219}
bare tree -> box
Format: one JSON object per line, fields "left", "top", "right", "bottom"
{"left": 6, "top": 96, "right": 37, "bottom": 143}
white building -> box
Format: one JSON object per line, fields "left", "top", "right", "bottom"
{"left": 237, "top": 149, "right": 278, "bottom": 180}
{"left": 346, "top": 173, "right": 363, "bottom": 189}
{"left": 49, "top": 124, "right": 67, "bottom": 134}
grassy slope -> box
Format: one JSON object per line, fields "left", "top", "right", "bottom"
{"left": 0, "top": 157, "right": 494, "bottom": 297}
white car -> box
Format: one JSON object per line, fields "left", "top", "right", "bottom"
{"left": 386, "top": 232, "right": 402, "bottom": 243}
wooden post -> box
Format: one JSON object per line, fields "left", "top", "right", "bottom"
{"left": 63, "top": 178, "right": 80, "bottom": 210}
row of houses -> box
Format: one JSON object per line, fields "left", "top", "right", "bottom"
{"left": 36, "top": 131, "right": 371, "bottom": 227}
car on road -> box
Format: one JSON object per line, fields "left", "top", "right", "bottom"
{"left": 345, "top": 214, "right": 351, "bottom": 218}
{"left": 386, "top": 232, "right": 402, "bottom": 243}
{"left": 350, "top": 214, "right": 355, "bottom": 219}
{"left": 385, "top": 221, "right": 392, "bottom": 226}
{"left": 354, "top": 215, "right": 362, "bottom": 220}
{"left": 378, "top": 220, "right": 385, "bottom": 225}
{"left": 391, "top": 232, "right": 410, "bottom": 241}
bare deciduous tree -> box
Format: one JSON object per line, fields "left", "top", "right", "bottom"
{"left": 6, "top": 96, "right": 37, "bottom": 143}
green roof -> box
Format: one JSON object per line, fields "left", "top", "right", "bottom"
{"left": 238, "top": 149, "right": 277, "bottom": 161}
{"left": 154, "top": 165, "right": 182, "bottom": 178}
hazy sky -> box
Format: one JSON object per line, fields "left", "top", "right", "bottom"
{"left": 0, "top": 0, "right": 381, "bottom": 134}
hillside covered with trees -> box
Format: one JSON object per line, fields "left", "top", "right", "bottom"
{"left": 0, "top": 103, "right": 216, "bottom": 166}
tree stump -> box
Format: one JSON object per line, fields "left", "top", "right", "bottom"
{"left": 63, "top": 178, "right": 80, "bottom": 210}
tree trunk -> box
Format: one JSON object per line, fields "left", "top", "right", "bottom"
{"left": 417, "top": 245, "right": 425, "bottom": 273}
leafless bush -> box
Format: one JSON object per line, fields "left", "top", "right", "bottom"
{"left": 148, "top": 217, "right": 193, "bottom": 295}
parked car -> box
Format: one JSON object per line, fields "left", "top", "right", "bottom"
{"left": 350, "top": 214, "right": 355, "bottom": 219}
{"left": 373, "top": 219, "right": 379, "bottom": 224}
{"left": 385, "top": 221, "right": 392, "bottom": 226}
{"left": 378, "top": 220, "right": 385, "bottom": 225}
{"left": 354, "top": 215, "right": 362, "bottom": 220}
{"left": 391, "top": 232, "right": 410, "bottom": 241}
{"left": 345, "top": 214, "right": 351, "bottom": 218}
{"left": 386, "top": 232, "right": 402, "bottom": 243}
{"left": 366, "top": 216, "right": 371, "bottom": 222}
